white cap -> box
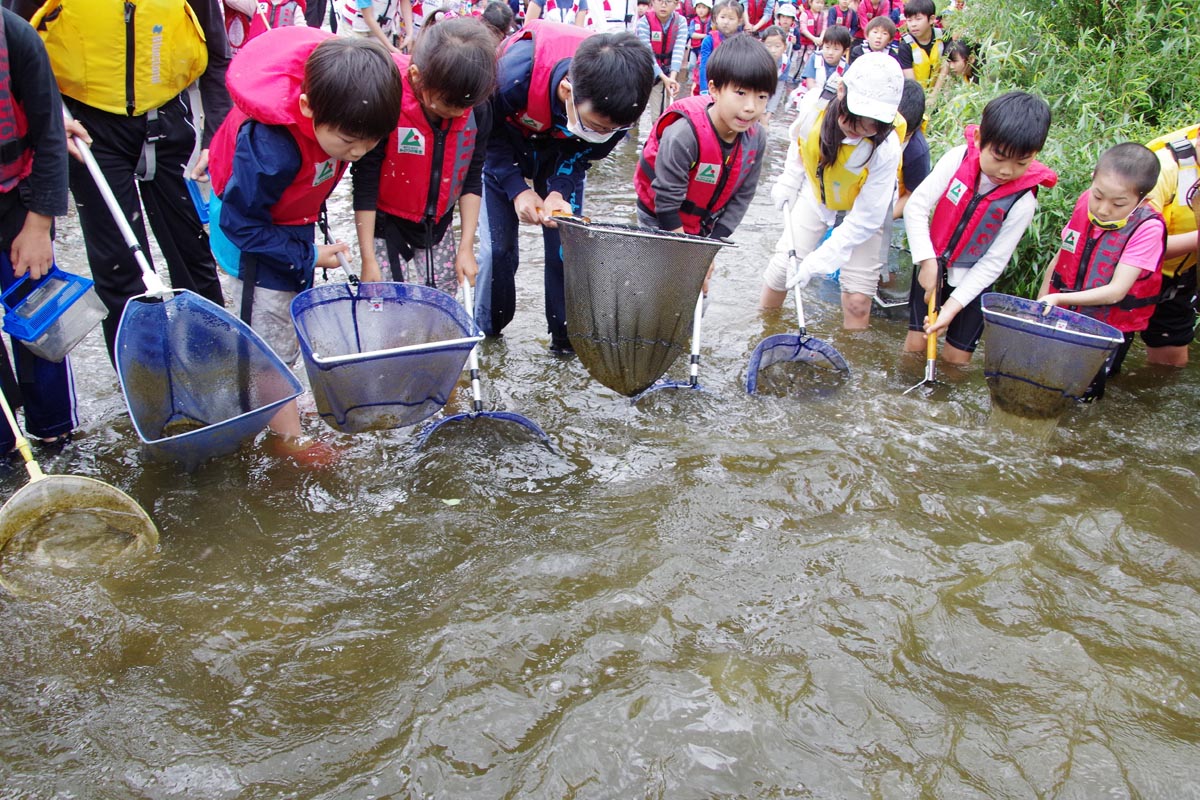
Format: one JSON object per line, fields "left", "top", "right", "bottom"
{"left": 840, "top": 52, "right": 903, "bottom": 123}
{"left": 774, "top": 3, "right": 798, "bottom": 15}
{"left": 694, "top": 0, "right": 712, "bottom": 7}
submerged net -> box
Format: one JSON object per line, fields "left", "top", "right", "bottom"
{"left": 745, "top": 334, "right": 850, "bottom": 397}
{"left": 557, "top": 219, "right": 727, "bottom": 396}
{"left": 116, "top": 290, "right": 303, "bottom": 469}
{"left": 292, "top": 282, "right": 480, "bottom": 433}
{"left": 981, "top": 292, "right": 1124, "bottom": 420}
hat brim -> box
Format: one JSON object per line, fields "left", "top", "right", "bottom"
{"left": 844, "top": 94, "right": 898, "bottom": 124}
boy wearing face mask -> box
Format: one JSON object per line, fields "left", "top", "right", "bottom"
{"left": 1039, "top": 143, "right": 1165, "bottom": 399}
{"left": 477, "top": 21, "right": 653, "bottom": 353}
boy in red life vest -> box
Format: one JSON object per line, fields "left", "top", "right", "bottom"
{"left": 902, "top": 91, "right": 1056, "bottom": 365}
{"left": 635, "top": 33, "right": 775, "bottom": 284}
{"left": 1039, "top": 143, "right": 1166, "bottom": 400}
{"left": 207, "top": 29, "right": 401, "bottom": 462}
{"left": 636, "top": 0, "right": 689, "bottom": 115}
{"left": 0, "top": 9, "right": 76, "bottom": 452}
{"left": 475, "top": 22, "right": 653, "bottom": 354}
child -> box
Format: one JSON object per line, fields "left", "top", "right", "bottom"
{"left": 0, "top": 9, "right": 75, "bottom": 453}
{"left": 848, "top": 14, "right": 896, "bottom": 64}
{"left": 526, "top": 0, "right": 589, "bottom": 25}
{"left": 744, "top": 0, "right": 775, "bottom": 33}
{"left": 760, "top": 25, "right": 790, "bottom": 127}
{"left": 637, "top": 0, "right": 689, "bottom": 115}
{"left": 1131, "top": 125, "right": 1200, "bottom": 368}
{"left": 763, "top": 52, "right": 904, "bottom": 329}
{"left": 788, "top": 2, "right": 817, "bottom": 67}
{"left": 352, "top": 17, "right": 497, "bottom": 294}
{"left": 697, "top": 0, "right": 741, "bottom": 95}
{"left": 476, "top": 22, "right": 653, "bottom": 353}
{"left": 896, "top": 0, "right": 942, "bottom": 90}
{"left": 342, "top": 0, "right": 415, "bottom": 51}
{"left": 1039, "top": 143, "right": 1165, "bottom": 399}
{"left": 636, "top": 32, "right": 775, "bottom": 261}
{"left": 481, "top": 0, "right": 516, "bottom": 39}
{"left": 798, "top": 23, "right": 850, "bottom": 92}
{"left": 827, "top": 0, "right": 857, "bottom": 38}
{"left": 688, "top": 0, "right": 713, "bottom": 90}
{"left": 225, "top": 0, "right": 306, "bottom": 54}
{"left": 208, "top": 29, "right": 401, "bottom": 460}
{"left": 854, "top": 0, "right": 898, "bottom": 43}
{"left": 902, "top": 91, "right": 1057, "bottom": 364}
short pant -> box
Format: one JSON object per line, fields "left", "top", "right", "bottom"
{"left": 1140, "top": 266, "right": 1197, "bottom": 349}
{"left": 907, "top": 268, "right": 989, "bottom": 353}
{"left": 226, "top": 278, "right": 301, "bottom": 365}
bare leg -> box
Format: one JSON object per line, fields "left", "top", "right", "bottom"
{"left": 1145, "top": 344, "right": 1189, "bottom": 367}
{"left": 841, "top": 291, "right": 872, "bottom": 329}
{"left": 761, "top": 284, "right": 787, "bottom": 308}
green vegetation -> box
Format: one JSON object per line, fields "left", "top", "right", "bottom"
{"left": 929, "top": 0, "right": 1200, "bottom": 295}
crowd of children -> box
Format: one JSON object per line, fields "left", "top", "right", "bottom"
{"left": 1, "top": 0, "right": 1197, "bottom": 468}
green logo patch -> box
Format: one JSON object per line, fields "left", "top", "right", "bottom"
{"left": 397, "top": 128, "right": 425, "bottom": 155}
{"left": 946, "top": 178, "right": 967, "bottom": 205}
{"left": 696, "top": 162, "right": 721, "bottom": 184}
{"left": 312, "top": 158, "right": 336, "bottom": 187}
{"left": 1062, "top": 228, "right": 1080, "bottom": 254}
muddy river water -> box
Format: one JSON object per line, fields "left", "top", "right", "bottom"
{"left": 1, "top": 123, "right": 1199, "bottom": 798}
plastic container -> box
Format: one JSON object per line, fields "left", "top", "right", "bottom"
{"left": 1, "top": 266, "right": 107, "bottom": 362}
{"left": 186, "top": 178, "right": 210, "bottom": 224}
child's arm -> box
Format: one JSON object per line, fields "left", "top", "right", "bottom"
{"left": 1036, "top": 253, "right": 1059, "bottom": 300}
{"left": 709, "top": 126, "right": 768, "bottom": 238}
{"left": 454, "top": 104, "right": 493, "bottom": 286}
{"left": 360, "top": 2, "right": 400, "bottom": 52}
{"left": 647, "top": 118, "right": 700, "bottom": 233}
{"left": 697, "top": 35, "right": 714, "bottom": 94}
{"left": 397, "top": 0, "right": 414, "bottom": 52}
{"left": 349, "top": 139, "right": 389, "bottom": 282}
{"left": 524, "top": 0, "right": 544, "bottom": 21}
{"left": 1041, "top": 219, "right": 1166, "bottom": 310}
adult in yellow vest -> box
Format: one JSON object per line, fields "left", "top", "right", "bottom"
{"left": 1141, "top": 124, "right": 1200, "bottom": 367}
{"left": 17, "top": 0, "right": 231, "bottom": 359}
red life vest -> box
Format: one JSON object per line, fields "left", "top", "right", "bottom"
{"left": 690, "top": 15, "right": 709, "bottom": 51}
{"left": 501, "top": 20, "right": 592, "bottom": 137}
{"left": 634, "top": 94, "right": 759, "bottom": 236}
{"left": 0, "top": 12, "right": 33, "bottom": 193}
{"left": 647, "top": 12, "right": 682, "bottom": 70}
{"left": 209, "top": 26, "right": 350, "bottom": 226}
{"left": 225, "top": 0, "right": 306, "bottom": 53}
{"left": 1049, "top": 191, "right": 1165, "bottom": 332}
{"left": 927, "top": 125, "right": 1057, "bottom": 272}
{"left": 829, "top": 7, "right": 853, "bottom": 28}
{"left": 746, "top": 0, "right": 765, "bottom": 25}
{"left": 377, "top": 53, "right": 478, "bottom": 224}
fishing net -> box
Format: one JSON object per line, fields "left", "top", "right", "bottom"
{"left": 557, "top": 218, "right": 727, "bottom": 396}
{"left": 292, "top": 282, "right": 481, "bottom": 433}
{"left": 981, "top": 292, "right": 1124, "bottom": 419}
{"left": 116, "top": 290, "right": 303, "bottom": 469}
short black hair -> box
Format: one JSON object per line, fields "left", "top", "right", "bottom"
{"left": 979, "top": 91, "right": 1051, "bottom": 159}
{"left": 761, "top": 24, "right": 786, "bottom": 42}
{"left": 822, "top": 24, "right": 852, "bottom": 49}
{"left": 898, "top": 77, "right": 925, "bottom": 134}
{"left": 481, "top": 1, "right": 514, "bottom": 40}
{"left": 303, "top": 37, "right": 401, "bottom": 141}
{"left": 865, "top": 14, "right": 896, "bottom": 37}
{"left": 412, "top": 16, "right": 498, "bottom": 107}
{"left": 569, "top": 31, "right": 654, "bottom": 126}
{"left": 1095, "top": 142, "right": 1161, "bottom": 197}
{"left": 710, "top": 0, "right": 743, "bottom": 21}
{"left": 903, "top": 0, "right": 935, "bottom": 19}
{"left": 707, "top": 32, "right": 778, "bottom": 95}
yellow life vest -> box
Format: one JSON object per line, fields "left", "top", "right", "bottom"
{"left": 902, "top": 28, "right": 942, "bottom": 89}
{"left": 32, "top": 0, "right": 207, "bottom": 116}
{"left": 1146, "top": 123, "right": 1200, "bottom": 277}
{"left": 799, "top": 104, "right": 903, "bottom": 212}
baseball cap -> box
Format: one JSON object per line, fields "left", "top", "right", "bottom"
{"left": 694, "top": 0, "right": 712, "bottom": 7}
{"left": 774, "top": 3, "right": 798, "bottom": 15}
{"left": 840, "top": 52, "right": 903, "bottom": 123}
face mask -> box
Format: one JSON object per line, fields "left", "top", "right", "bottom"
{"left": 566, "top": 92, "right": 618, "bottom": 144}
{"left": 1087, "top": 200, "right": 1143, "bottom": 230}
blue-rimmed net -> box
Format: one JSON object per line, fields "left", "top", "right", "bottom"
{"left": 981, "top": 292, "right": 1125, "bottom": 419}
{"left": 116, "top": 290, "right": 303, "bottom": 470}
{"left": 292, "top": 282, "right": 481, "bottom": 433}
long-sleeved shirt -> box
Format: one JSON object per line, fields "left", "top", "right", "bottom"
{"left": 903, "top": 143, "right": 1038, "bottom": 310}
{"left": 352, "top": 101, "right": 493, "bottom": 248}
{"left": 0, "top": 8, "right": 67, "bottom": 246}
{"left": 640, "top": 115, "right": 766, "bottom": 238}
{"left": 636, "top": 11, "right": 689, "bottom": 79}
{"left": 485, "top": 36, "right": 627, "bottom": 203}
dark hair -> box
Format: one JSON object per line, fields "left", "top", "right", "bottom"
{"left": 819, "top": 93, "right": 894, "bottom": 168}
{"left": 822, "top": 24, "right": 852, "bottom": 49}
{"left": 707, "top": 32, "right": 778, "bottom": 94}
{"left": 865, "top": 14, "right": 896, "bottom": 37}
{"left": 898, "top": 77, "right": 925, "bottom": 134}
{"left": 978, "top": 91, "right": 1051, "bottom": 159}
{"left": 412, "top": 17, "right": 498, "bottom": 107}
{"left": 481, "top": 1, "right": 515, "bottom": 40}
{"left": 568, "top": 31, "right": 654, "bottom": 126}
{"left": 1095, "top": 142, "right": 1161, "bottom": 197}
{"left": 303, "top": 37, "right": 401, "bottom": 141}
{"left": 711, "top": 0, "right": 743, "bottom": 21}
{"left": 761, "top": 24, "right": 786, "bottom": 41}
{"left": 944, "top": 38, "right": 975, "bottom": 80}
{"left": 903, "top": 0, "right": 935, "bottom": 19}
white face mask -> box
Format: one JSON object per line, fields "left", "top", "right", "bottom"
{"left": 566, "top": 92, "right": 619, "bottom": 144}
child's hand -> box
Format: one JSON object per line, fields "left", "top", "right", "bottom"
{"left": 662, "top": 75, "right": 680, "bottom": 97}
{"left": 539, "top": 192, "right": 573, "bottom": 227}
{"left": 455, "top": 247, "right": 478, "bottom": 287}
{"left": 1040, "top": 294, "right": 1064, "bottom": 314}
{"left": 513, "top": 189, "right": 544, "bottom": 225}
{"left": 316, "top": 242, "right": 350, "bottom": 270}
{"left": 10, "top": 213, "right": 54, "bottom": 280}
{"left": 360, "top": 252, "right": 382, "bottom": 283}
{"left": 189, "top": 150, "right": 210, "bottom": 180}
{"left": 64, "top": 118, "right": 92, "bottom": 163}
{"left": 916, "top": 258, "right": 939, "bottom": 296}
{"left": 925, "top": 298, "right": 961, "bottom": 335}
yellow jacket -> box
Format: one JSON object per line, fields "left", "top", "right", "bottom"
{"left": 901, "top": 28, "right": 942, "bottom": 89}
{"left": 1146, "top": 124, "right": 1200, "bottom": 278}
{"left": 32, "top": 0, "right": 207, "bottom": 116}
{"left": 799, "top": 103, "right": 905, "bottom": 212}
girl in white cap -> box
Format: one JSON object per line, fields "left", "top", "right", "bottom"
{"left": 760, "top": 51, "right": 904, "bottom": 329}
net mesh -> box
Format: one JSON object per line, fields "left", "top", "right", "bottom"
{"left": 292, "top": 282, "right": 480, "bottom": 433}
{"left": 745, "top": 334, "right": 850, "bottom": 396}
{"left": 116, "top": 291, "right": 303, "bottom": 469}
{"left": 981, "top": 292, "right": 1124, "bottom": 419}
{"left": 558, "top": 219, "right": 726, "bottom": 396}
